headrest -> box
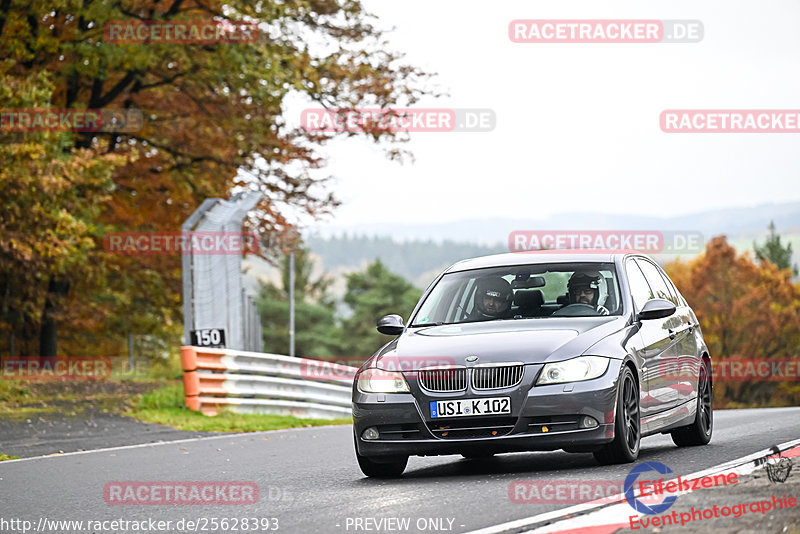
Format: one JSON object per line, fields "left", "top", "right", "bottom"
{"left": 513, "top": 289, "right": 544, "bottom": 308}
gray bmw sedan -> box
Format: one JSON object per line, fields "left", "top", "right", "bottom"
{"left": 352, "top": 252, "right": 713, "bottom": 477}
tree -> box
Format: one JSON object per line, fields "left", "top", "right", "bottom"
{"left": 257, "top": 246, "right": 342, "bottom": 358}
{"left": 0, "top": 68, "right": 127, "bottom": 356}
{"left": 665, "top": 236, "right": 800, "bottom": 407}
{"left": 754, "top": 221, "right": 798, "bottom": 276}
{"left": 340, "top": 260, "right": 421, "bottom": 358}
{"left": 0, "top": 0, "right": 431, "bottom": 355}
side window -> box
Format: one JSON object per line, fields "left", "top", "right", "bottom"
{"left": 625, "top": 259, "right": 653, "bottom": 312}
{"left": 656, "top": 267, "right": 681, "bottom": 306}
{"left": 600, "top": 270, "right": 621, "bottom": 313}
{"left": 636, "top": 259, "right": 673, "bottom": 303}
{"left": 661, "top": 268, "right": 687, "bottom": 306}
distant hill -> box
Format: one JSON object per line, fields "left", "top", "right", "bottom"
{"left": 303, "top": 201, "right": 800, "bottom": 287}
{"left": 309, "top": 201, "right": 800, "bottom": 245}
{"left": 305, "top": 234, "right": 506, "bottom": 288}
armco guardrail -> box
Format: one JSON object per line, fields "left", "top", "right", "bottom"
{"left": 180, "top": 346, "right": 358, "bottom": 418}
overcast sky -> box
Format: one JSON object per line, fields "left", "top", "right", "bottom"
{"left": 285, "top": 0, "right": 800, "bottom": 231}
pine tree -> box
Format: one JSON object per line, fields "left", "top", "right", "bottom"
{"left": 754, "top": 221, "right": 798, "bottom": 276}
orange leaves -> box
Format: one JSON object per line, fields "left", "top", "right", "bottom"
{"left": 667, "top": 236, "right": 800, "bottom": 362}
{"left": 665, "top": 236, "right": 800, "bottom": 406}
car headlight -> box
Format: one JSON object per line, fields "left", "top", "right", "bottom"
{"left": 536, "top": 356, "right": 610, "bottom": 385}
{"left": 357, "top": 368, "right": 410, "bottom": 393}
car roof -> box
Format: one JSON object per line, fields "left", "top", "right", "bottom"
{"left": 444, "top": 251, "right": 627, "bottom": 273}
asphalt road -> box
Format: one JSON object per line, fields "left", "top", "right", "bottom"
{"left": 1, "top": 408, "right": 799, "bottom": 534}
{"left": 0, "top": 410, "right": 216, "bottom": 459}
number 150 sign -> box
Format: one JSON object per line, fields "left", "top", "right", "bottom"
{"left": 191, "top": 328, "right": 226, "bottom": 348}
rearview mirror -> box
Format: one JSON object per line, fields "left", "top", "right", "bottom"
{"left": 512, "top": 275, "right": 546, "bottom": 289}
{"left": 377, "top": 314, "right": 405, "bottom": 335}
{"left": 637, "top": 299, "right": 676, "bottom": 321}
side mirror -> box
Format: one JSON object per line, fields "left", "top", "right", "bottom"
{"left": 637, "top": 299, "right": 676, "bottom": 321}
{"left": 377, "top": 314, "right": 405, "bottom": 335}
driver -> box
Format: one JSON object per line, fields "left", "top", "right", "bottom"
{"left": 471, "top": 277, "right": 513, "bottom": 320}
{"left": 567, "top": 270, "right": 610, "bottom": 315}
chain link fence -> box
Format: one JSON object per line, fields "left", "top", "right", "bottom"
{"left": 182, "top": 192, "right": 263, "bottom": 352}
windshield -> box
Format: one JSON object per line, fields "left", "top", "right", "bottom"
{"left": 411, "top": 262, "right": 622, "bottom": 325}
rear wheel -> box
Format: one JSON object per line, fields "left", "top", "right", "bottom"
{"left": 594, "top": 366, "right": 640, "bottom": 465}
{"left": 671, "top": 359, "right": 713, "bottom": 447}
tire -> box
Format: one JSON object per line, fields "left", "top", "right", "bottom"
{"left": 354, "top": 434, "right": 408, "bottom": 477}
{"left": 671, "top": 359, "right": 713, "bottom": 447}
{"left": 594, "top": 366, "right": 640, "bottom": 465}
{"left": 461, "top": 452, "right": 495, "bottom": 459}
{"left": 356, "top": 452, "right": 408, "bottom": 478}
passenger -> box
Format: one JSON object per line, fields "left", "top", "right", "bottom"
{"left": 470, "top": 277, "right": 513, "bottom": 320}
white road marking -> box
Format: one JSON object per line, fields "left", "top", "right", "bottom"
{"left": 0, "top": 423, "right": 351, "bottom": 464}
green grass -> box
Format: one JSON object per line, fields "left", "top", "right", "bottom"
{"left": 126, "top": 383, "right": 352, "bottom": 432}
{"left": 0, "top": 381, "right": 30, "bottom": 403}
{"left": 0, "top": 404, "right": 59, "bottom": 421}
{"left": 0, "top": 453, "right": 20, "bottom": 461}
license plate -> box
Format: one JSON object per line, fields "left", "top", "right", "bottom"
{"left": 430, "top": 397, "right": 511, "bottom": 418}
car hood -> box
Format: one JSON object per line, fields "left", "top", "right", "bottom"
{"left": 373, "top": 316, "right": 628, "bottom": 369}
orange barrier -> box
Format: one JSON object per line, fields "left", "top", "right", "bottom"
{"left": 180, "top": 346, "right": 226, "bottom": 412}
{"left": 179, "top": 345, "right": 356, "bottom": 418}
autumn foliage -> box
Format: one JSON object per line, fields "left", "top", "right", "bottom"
{"left": 665, "top": 236, "right": 800, "bottom": 407}
{"left": 0, "top": 0, "right": 431, "bottom": 357}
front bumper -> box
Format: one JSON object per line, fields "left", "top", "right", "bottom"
{"left": 353, "top": 359, "right": 622, "bottom": 458}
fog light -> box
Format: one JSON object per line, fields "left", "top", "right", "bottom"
{"left": 362, "top": 427, "right": 380, "bottom": 440}
{"left": 580, "top": 416, "right": 599, "bottom": 429}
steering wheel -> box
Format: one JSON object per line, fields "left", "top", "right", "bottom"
{"left": 551, "top": 303, "right": 601, "bottom": 317}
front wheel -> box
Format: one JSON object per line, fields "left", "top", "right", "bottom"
{"left": 594, "top": 366, "right": 640, "bottom": 465}
{"left": 671, "top": 359, "right": 713, "bottom": 447}
{"left": 356, "top": 452, "right": 408, "bottom": 477}
{"left": 354, "top": 434, "right": 408, "bottom": 477}
{"left": 461, "top": 452, "right": 495, "bottom": 459}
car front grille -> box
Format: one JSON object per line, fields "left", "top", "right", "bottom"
{"left": 471, "top": 364, "right": 524, "bottom": 390}
{"left": 418, "top": 367, "right": 467, "bottom": 392}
